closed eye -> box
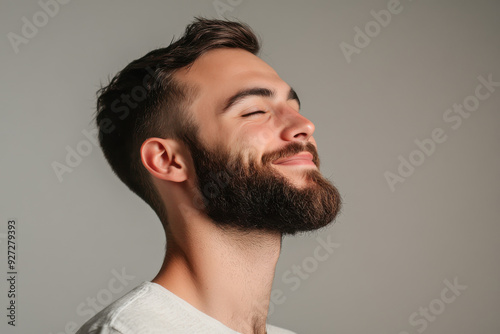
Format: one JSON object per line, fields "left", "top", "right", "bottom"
{"left": 242, "top": 111, "right": 266, "bottom": 117}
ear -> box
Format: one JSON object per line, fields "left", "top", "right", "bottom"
{"left": 140, "top": 138, "right": 189, "bottom": 183}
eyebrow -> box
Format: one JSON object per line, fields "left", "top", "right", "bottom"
{"left": 221, "top": 86, "right": 301, "bottom": 112}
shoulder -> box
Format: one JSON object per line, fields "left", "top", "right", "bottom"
{"left": 75, "top": 281, "right": 242, "bottom": 334}
{"left": 75, "top": 281, "right": 184, "bottom": 334}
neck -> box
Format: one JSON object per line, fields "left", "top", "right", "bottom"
{"left": 152, "top": 202, "right": 282, "bottom": 334}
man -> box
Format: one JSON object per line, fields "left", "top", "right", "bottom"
{"left": 77, "top": 17, "right": 341, "bottom": 334}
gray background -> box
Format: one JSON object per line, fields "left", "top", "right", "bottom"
{"left": 1, "top": 0, "right": 499, "bottom": 333}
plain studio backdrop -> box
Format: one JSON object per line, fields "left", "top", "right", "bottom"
{"left": 1, "top": 0, "right": 499, "bottom": 333}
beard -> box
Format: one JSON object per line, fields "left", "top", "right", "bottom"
{"left": 180, "top": 130, "right": 342, "bottom": 236}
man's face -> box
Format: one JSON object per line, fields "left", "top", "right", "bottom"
{"left": 175, "top": 48, "right": 341, "bottom": 235}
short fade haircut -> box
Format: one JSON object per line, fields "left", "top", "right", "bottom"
{"left": 95, "top": 17, "right": 261, "bottom": 225}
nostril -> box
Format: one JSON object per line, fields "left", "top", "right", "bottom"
{"left": 294, "top": 132, "right": 309, "bottom": 139}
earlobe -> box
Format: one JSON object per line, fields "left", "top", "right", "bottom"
{"left": 140, "top": 138, "right": 188, "bottom": 183}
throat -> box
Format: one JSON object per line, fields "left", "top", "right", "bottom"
{"left": 153, "top": 227, "right": 282, "bottom": 333}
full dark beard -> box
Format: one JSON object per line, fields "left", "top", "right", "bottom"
{"left": 182, "top": 133, "right": 342, "bottom": 236}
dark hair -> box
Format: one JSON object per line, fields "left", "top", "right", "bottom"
{"left": 95, "top": 17, "right": 261, "bottom": 225}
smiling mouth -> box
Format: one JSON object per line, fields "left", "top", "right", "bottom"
{"left": 272, "top": 152, "right": 316, "bottom": 166}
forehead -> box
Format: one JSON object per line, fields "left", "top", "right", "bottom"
{"left": 177, "top": 48, "right": 280, "bottom": 86}
{"left": 174, "top": 48, "right": 289, "bottom": 112}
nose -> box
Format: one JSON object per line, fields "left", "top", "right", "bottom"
{"left": 279, "top": 106, "right": 315, "bottom": 142}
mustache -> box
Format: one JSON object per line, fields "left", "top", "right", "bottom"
{"left": 261, "top": 141, "right": 320, "bottom": 167}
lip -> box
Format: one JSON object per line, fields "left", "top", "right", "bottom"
{"left": 272, "top": 152, "right": 315, "bottom": 166}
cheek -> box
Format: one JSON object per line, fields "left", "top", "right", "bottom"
{"left": 253, "top": 127, "right": 275, "bottom": 147}
{"left": 230, "top": 128, "right": 274, "bottom": 165}
{"left": 236, "top": 121, "right": 275, "bottom": 147}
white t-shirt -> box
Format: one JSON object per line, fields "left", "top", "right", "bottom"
{"left": 76, "top": 281, "right": 296, "bottom": 334}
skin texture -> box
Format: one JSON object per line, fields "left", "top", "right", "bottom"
{"left": 140, "top": 48, "right": 340, "bottom": 334}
